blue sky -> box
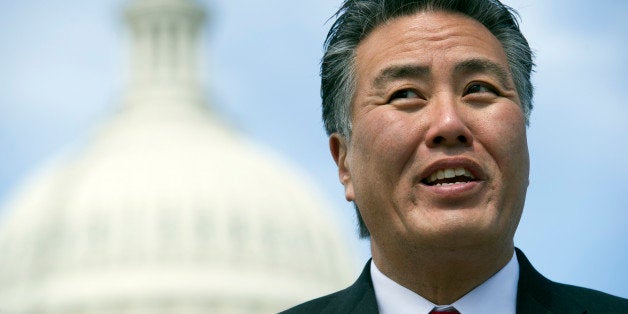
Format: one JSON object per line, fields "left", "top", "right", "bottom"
{"left": 0, "top": 0, "right": 626, "bottom": 298}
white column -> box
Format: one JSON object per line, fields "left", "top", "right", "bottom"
{"left": 124, "top": 0, "right": 206, "bottom": 107}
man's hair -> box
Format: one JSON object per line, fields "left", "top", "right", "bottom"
{"left": 321, "top": 0, "right": 534, "bottom": 238}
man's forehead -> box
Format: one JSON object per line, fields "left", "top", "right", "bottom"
{"left": 355, "top": 10, "right": 511, "bottom": 85}
{"left": 363, "top": 9, "right": 490, "bottom": 43}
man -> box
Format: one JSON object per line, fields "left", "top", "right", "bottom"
{"left": 282, "top": 0, "right": 628, "bottom": 313}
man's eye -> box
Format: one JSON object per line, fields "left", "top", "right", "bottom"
{"left": 389, "top": 89, "right": 420, "bottom": 102}
{"left": 465, "top": 83, "right": 497, "bottom": 95}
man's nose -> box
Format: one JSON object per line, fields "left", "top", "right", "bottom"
{"left": 425, "top": 97, "right": 473, "bottom": 148}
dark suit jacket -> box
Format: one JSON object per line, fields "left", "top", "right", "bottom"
{"left": 281, "top": 248, "right": 628, "bottom": 313}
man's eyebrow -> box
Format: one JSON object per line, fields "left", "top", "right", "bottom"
{"left": 372, "top": 64, "right": 430, "bottom": 90}
{"left": 454, "top": 59, "right": 514, "bottom": 89}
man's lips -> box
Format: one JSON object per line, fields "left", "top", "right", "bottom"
{"left": 418, "top": 158, "right": 485, "bottom": 186}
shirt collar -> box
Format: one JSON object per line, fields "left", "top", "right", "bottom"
{"left": 371, "top": 251, "right": 519, "bottom": 314}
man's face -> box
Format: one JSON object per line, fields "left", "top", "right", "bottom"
{"left": 331, "top": 11, "right": 529, "bottom": 253}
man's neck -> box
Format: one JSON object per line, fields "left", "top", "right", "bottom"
{"left": 371, "top": 240, "right": 514, "bottom": 305}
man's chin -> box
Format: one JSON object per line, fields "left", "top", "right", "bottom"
{"left": 402, "top": 221, "right": 508, "bottom": 251}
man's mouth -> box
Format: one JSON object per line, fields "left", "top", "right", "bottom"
{"left": 421, "top": 167, "right": 476, "bottom": 186}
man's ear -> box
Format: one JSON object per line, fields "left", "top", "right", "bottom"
{"left": 329, "top": 133, "right": 355, "bottom": 202}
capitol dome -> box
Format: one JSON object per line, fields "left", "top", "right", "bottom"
{"left": 0, "top": 0, "right": 354, "bottom": 313}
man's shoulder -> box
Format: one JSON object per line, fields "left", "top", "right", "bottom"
{"left": 544, "top": 279, "right": 628, "bottom": 312}
{"left": 280, "top": 260, "right": 379, "bottom": 314}
{"left": 516, "top": 248, "right": 628, "bottom": 313}
{"left": 279, "top": 288, "right": 349, "bottom": 314}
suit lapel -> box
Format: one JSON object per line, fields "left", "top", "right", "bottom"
{"left": 348, "top": 289, "right": 379, "bottom": 314}
{"left": 515, "top": 248, "right": 592, "bottom": 314}
{"left": 329, "top": 260, "right": 379, "bottom": 313}
{"left": 516, "top": 285, "right": 553, "bottom": 314}
{"left": 516, "top": 248, "right": 555, "bottom": 313}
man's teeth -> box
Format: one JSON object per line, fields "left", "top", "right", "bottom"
{"left": 427, "top": 167, "right": 475, "bottom": 185}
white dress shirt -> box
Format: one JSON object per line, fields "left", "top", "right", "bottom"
{"left": 371, "top": 251, "right": 519, "bottom": 314}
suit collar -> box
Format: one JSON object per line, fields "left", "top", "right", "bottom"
{"left": 340, "top": 249, "right": 590, "bottom": 314}
{"left": 348, "top": 251, "right": 546, "bottom": 314}
{"left": 515, "top": 248, "right": 594, "bottom": 314}
{"left": 336, "top": 259, "right": 379, "bottom": 313}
